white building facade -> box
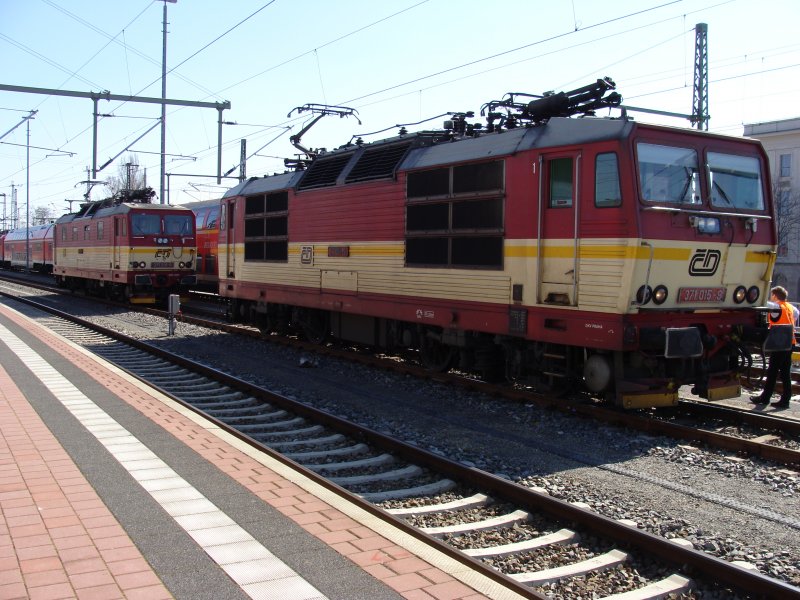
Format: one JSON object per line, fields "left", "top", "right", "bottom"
{"left": 743, "top": 118, "right": 800, "bottom": 299}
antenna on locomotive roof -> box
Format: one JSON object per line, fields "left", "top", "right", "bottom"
{"left": 286, "top": 104, "right": 360, "bottom": 160}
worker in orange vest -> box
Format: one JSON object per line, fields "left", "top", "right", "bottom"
{"left": 751, "top": 285, "right": 796, "bottom": 408}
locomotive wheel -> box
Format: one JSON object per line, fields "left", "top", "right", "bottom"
{"left": 419, "top": 333, "right": 456, "bottom": 372}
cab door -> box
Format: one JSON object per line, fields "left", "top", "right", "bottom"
{"left": 112, "top": 217, "right": 122, "bottom": 268}
{"left": 224, "top": 200, "right": 236, "bottom": 278}
{"left": 537, "top": 152, "right": 580, "bottom": 305}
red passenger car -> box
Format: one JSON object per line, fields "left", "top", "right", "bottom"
{"left": 53, "top": 188, "right": 196, "bottom": 304}
{"left": 0, "top": 230, "right": 9, "bottom": 268}
{"left": 4, "top": 224, "right": 55, "bottom": 272}
{"left": 184, "top": 199, "right": 220, "bottom": 291}
{"left": 214, "top": 81, "right": 777, "bottom": 407}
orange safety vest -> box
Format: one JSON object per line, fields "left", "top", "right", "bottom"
{"left": 769, "top": 300, "right": 797, "bottom": 345}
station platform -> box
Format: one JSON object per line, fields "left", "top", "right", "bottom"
{"left": 0, "top": 302, "right": 508, "bottom": 600}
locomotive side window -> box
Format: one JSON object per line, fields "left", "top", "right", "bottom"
{"left": 548, "top": 158, "right": 573, "bottom": 207}
{"left": 84, "top": 225, "right": 91, "bottom": 240}
{"left": 595, "top": 153, "right": 622, "bottom": 207}
{"left": 97, "top": 221, "right": 104, "bottom": 240}
{"left": 637, "top": 143, "right": 699, "bottom": 203}
{"left": 708, "top": 152, "right": 764, "bottom": 210}
{"left": 243, "top": 191, "right": 288, "bottom": 262}
{"left": 406, "top": 160, "right": 504, "bottom": 268}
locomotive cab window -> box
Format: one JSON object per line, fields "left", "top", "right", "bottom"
{"left": 708, "top": 152, "right": 764, "bottom": 210}
{"left": 637, "top": 143, "right": 700, "bottom": 204}
{"left": 165, "top": 214, "right": 192, "bottom": 235}
{"left": 132, "top": 214, "right": 161, "bottom": 236}
{"left": 595, "top": 153, "right": 622, "bottom": 207}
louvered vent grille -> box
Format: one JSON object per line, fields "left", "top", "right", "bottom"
{"left": 297, "top": 154, "right": 352, "bottom": 190}
{"left": 345, "top": 142, "right": 412, "bottom": 183}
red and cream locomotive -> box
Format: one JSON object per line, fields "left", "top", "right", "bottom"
{"left": 53, "top": 188, "right": 196, "bottom": 304}
{"left": 210, "top": 79, "right": 776, "bottom": 407}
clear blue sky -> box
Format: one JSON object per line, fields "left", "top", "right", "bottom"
{"left": 1, "top": 0, "right": 798, "bottom": 223}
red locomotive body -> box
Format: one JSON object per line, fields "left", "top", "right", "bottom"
{"left": 53, "top": 189, "right": 196, "bottom": 304}
{"left": 184, "top": 199, "right": 220, "bottom": 291}
{"left": 4, "top": 224, "right": 55, "bottom": 272}
{"left": 212, "top": 83, "right": 776, "bottom": 407}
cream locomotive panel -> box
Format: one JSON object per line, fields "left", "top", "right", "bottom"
{"left": 626, "top": 241, "right": 773, "bottom": 311}
{"left": 227, "top": 240, "right": 513, "bottom": 304}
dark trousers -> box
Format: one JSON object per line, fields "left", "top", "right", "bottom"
{"left": 762, "top": 349, "right": 793, "bottom": 402}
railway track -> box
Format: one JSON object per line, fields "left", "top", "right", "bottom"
{"left": 1, "top": 270, "right": 798, "bottom": 468}
{"left": 1, "top": 288, "right": 798, "bottom": 598}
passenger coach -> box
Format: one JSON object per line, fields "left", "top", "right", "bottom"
{"left": 184, "top": 199, "right": 221, "bottom": 291}
{"left": 4, "top": 224, "right": 54, "bottom": 272}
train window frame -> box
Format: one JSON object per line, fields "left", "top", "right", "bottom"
{"left": 594, "top": 152, "right": 622, "bottom": 208}
{"left": 637, "top": 142, "right": 700, "bottom": 205}
{"left": 195, "top": 208, "right": 208, "bottom": 230}
{"left": 131, "top": 214, "right": 161, "bottom": 236}
{"left": 206, "top": 207, "right": 219, "bottom": 230}
{"left": 707, "top": 152, "right": 765, "bottom": 211}
{"left": 164, "top": 214, "right": 193, "bottom": 235}
{"left": 547, "top": 157, "right": 574, "bottom": 208}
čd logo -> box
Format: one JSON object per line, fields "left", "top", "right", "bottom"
{"left": 689, "top": 249, "right": 721, "bottom": 276}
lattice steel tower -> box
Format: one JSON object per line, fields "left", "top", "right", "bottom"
{"left": 692, "top": 23, "right": 709, "bottom": 130}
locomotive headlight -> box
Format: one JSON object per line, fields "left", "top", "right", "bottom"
{"left": 179, "top": 261, "right": 185, "bottom": 269}
{"left": 746, "top": 286, "right": 760, "bottom": 304}
{"left": 733, "top": 285, "right": 747, "bottom": 304}
{"left": 652, "top": 285, "right": 669, "bottom": 305}
{"left": 636, "top": 285, "right": 652, "bottom": 304}
{"left": 690, "top": 216, "right": 720, "bottom": 234}
{"left": 139, "top": 261, "right": 146, "bottom": 268}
